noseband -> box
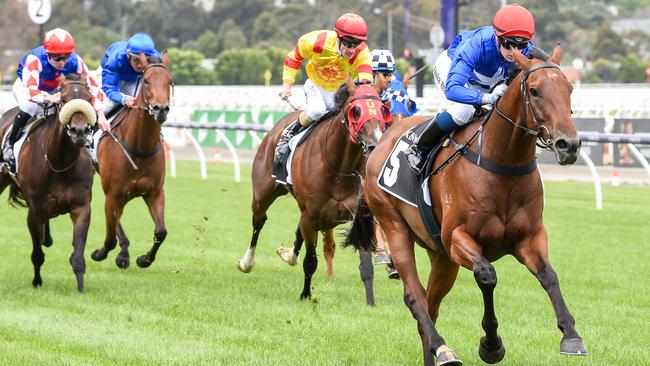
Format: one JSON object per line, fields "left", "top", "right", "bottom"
{"left": 494, "top": 62, "right": 561, "bottom": 150}
{"left": 137, "top": 63, "right": 174, "bottom": 118}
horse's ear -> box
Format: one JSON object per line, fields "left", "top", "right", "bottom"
{"left": 402, "top": 71, "right": 410, "bottom": 88}
{"left": 513, "top": 48, "right": 531, "bottom": 71}
{"left": 162, "top": 50, "right": 169, "bottom": 66}
{"left": 549, "top": 43, "right": 563, "bottom": 65}
{"left": 60, "top": 73, "right": 67, "bottom": 84}
{"left": 347, "top": 77, "right": 357, "bottom": 95}
{"left": 80, "top": 72, "right": 88, "bottom": 85}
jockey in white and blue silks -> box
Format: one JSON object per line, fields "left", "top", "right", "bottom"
{"left": 98, "top": 33, "right": 160, "bottom": 119}
{"left": 405, "top": 4, "right": 536, "bottom": 173}
{"left": 370, "top": 49, "right": 417, "bottom": 120}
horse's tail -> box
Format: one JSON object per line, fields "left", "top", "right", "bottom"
{"left": 8, "top": 180, "right": 26, "bottom": 207}
{"left": 343, "top": 196, "right": 377, "bottom": 252}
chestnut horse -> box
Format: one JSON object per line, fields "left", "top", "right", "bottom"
{"left": 237, "top": 81, "right": 389, "bottom": 304}
{"left": 0, "top": 74, "right": 97, "bottom": 292}
{"left": 90, "top": 54, "right": 172, "bottom": 269}
{"left": 345, "top": 45, "right": 587, "bottom": 365}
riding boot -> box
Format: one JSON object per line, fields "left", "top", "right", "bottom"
{"left": 2, "top": 110, "right": 31, "bottom": 166}
{"left": 405, "top": 117, "right": 447, "bottom": 174}
{"left": 275, "top": 119, "right": 303, "bottom": 162}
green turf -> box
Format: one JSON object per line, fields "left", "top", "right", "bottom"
{"left": 0, "top": 161, "right": 648, "bottom": 365}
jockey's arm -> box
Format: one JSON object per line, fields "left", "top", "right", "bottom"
{"left": 445, "top": 50, "right": 485, "bottom": 106}
{"left": 22, "top": 55, "right": 47, "bottom": 104}
{"left": 101, "top": 67, "right": 128, "bottom": 106}
{"left": 281, "top": 32, "right": 316, "bottom": 98}
{"left": 352, "top": 47, "right": 373, "bottom": 85}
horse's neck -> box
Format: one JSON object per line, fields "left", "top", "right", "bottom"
{"left": 481, "top": 90, "right": 537, "bottom": 166}
{"left": 46, "top": 120, "right": 79, "bottom": 165}
{"left": 121, "top": 109, "right": 160, "bottom": 151}
{"left": 322, "top": 116, "right": 363, "bottom": 173}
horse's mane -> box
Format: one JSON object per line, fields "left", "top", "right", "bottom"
{"left": 528, "top": 46, "right": 550, "bottom": 61}
{"left": 148, "top": 55, "right": 163, "bottom": 64}
{"left": 332, "top": 83, "right": 351, "bottom": 114}
{"left": 63, "top": 73, "right": 82, "bottom": 81}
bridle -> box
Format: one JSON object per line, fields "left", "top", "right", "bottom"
{"left": 494, "top": 62, "right": 561, "bottom": 150}
{"left": 136, "top": 63, "right": 174, "bottom": 118}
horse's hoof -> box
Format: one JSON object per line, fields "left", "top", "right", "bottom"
{"left": 91, "top": 249, "right": 107, "bottom": 261}
{"left": 42, "top": 239, "right": 53, "bottom": 247}
{"left": 276, "top": 246, "right": 297, "bottom": 266}
{"left": 115, "top": 255, "right": 130, "bottom": 269}
{"left": 436, "top": 345, "right": 463, "bottom": 366}
{"left": 32, "top": 278, "right": 42, "bottom": 288}
{"left": 478, "top": 336, "right": 506, "bottom": 364}
{"left": 299, "top": 292, "right": 311, "bottom": 301}
{"left": 136, "top": 255, "right": 152, "bottom": 268}
{"left": 236, "top": 260, "right": 253, "bottom": 273}
{"left": 560, "top": 337, "right": 588, "bottom": 356}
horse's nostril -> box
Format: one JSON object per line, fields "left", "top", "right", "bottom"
{"left": 164, "top": 106, "right": 170, "bottom": 112}
{"left": 555, "top": 139, "right": 569, "bottom": 151}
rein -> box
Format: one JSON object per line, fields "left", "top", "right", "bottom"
{"left": 493, "top": 62, "right": 560, "bottom": 150}
{"left": 134, "top": 63, "right": 175, "bottom": 116}
{"left": 321, "top": 114, "right": 361, "bottom": 180}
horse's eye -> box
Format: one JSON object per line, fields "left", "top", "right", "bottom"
{"left": 530, "top": 87, "right": 540, "bottom": 97}
{"left": 352, "top": 106, "right": 361, "bottom": 121}
{"left": 143, "top": 79, "right": 150, "bottom": 85}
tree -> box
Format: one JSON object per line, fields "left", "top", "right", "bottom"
{"left": 215, "top": 19, "right": 247, "bottom": 54}
{"left": 592, "top": 25, "right": 628, "bottom": 61}
{"left": 195, "top": 31, "right": 221, "bottom": 59}
{"left": 618, "top": 54, "right": 648, "bottom": 83}
{"left": 167, "top": 48, "right": 217, "bottom": 85}
{"left": 252, "top": 11, "right": 291, "bottom": 49}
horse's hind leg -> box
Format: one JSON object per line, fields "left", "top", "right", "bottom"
{"left": 26, "top": 212, "right": 45, "bottom": 288}
{"left": 277, "top": 224, "right": 303, "bottom": 267}
{"left": 91, "top": 196, "right": 123, "bottom": 262}
{"left": 359, "top": 249, "right": 375, "bottom": 306}
{"left": 513, "top": 227, "right": 587, "bottom": 356}
{"left": 136, "top": 189, "right": 166, "bottom": 268}
{"left": 41, "top": 221, "right": 53, "bottom": 247}
{"left": 69, "top": 205, "right": 90, "bottom": 293}
{"left": 115, "top": 223, "right": 130, "bottom": 269}
{"left": 321, "top": 229, "right": 335, "bottom": 278}
{"left": 238, "top": 182, "right": 285, "bottom": 273}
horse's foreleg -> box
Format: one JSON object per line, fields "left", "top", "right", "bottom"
{"left": 276, "top": 224, "right": 302, "bottom": 266}
{"left": 322, "top": 229, "right": 335, "bottom": 278}
{"left": 41, "top": 221, "right": 53, "bottom": 247}
{"left": 425, "top": 250, "right": 459, "bottom": 323}
{"left": 450, "top": 229, "right": 505, "bottom": 364}
{"left": 69, "top": 205, "right": 90, "bottom": 293}
{"left": 137, "top": 189, "right": 166, "bottom": 268}
{"left": 115, "top": 223, "right": 130, "bottom": 269}
{"left": 299, "top": 217, "right": 318, "bottom": 301}
{"left": 513, "top": 227, "right": 587, "bottom": 356}
{"left": 381, "top": 218, "right": 456, "bottom": 366}
{"left": 91, "top": 195, "right": 123, "bottom": 262}
{"left": 26, "top": 212, "right": 45, "bottom": 288}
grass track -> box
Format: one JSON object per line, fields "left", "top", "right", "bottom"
{"left": 0, "top": 161, "right": 648, "bottom": 365}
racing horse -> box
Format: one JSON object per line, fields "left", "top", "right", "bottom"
{"left": 237, "top": 80, "right": 389, "bottom": 305}
{"left": 90, "top": 53, "right": 172, "bottom": 269}
{"left": 0, "top": 74, "right": 97, "bottom": 292}
{"left": 345, "top": 45, "right": 587, "bottom": 364}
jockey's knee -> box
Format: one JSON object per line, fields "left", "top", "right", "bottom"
{"left": 304, "top": 108, "right": 327, "bottom": 125}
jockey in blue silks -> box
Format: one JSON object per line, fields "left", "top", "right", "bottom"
{"left": 98, "top": 33, "right": 160, "bottom": 125}
{"left": 370, "top": 49, "right": 417, "bottom": 120}
{"left": 405, "top": 4, "right": 536, "bottom": 174}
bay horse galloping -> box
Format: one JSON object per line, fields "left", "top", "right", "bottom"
{"left": 0, "top": 74, "right": 97, "bottom": 292}
{"left": 237, "top": 81, "right": 389, "bottom": 304}
{"left": 91, "top": 53, "right": 172, "bottom": 269}
{"left": 346, "top": 45, "right": 587, "bottom": 365}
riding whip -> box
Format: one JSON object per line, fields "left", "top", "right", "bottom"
{"left": 107, "top": 130, "right": 139, "bottom": 171}
{"left": 281, "top": 96, "right": 299, "bottom": 111}
{"left": 408, "top": 65, "right": 429, "bottom": 81}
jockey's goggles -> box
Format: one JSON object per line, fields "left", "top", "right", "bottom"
{"left": 340, "top": 37, "right": 362, "bottom": 48}
{"left": 499, "top": 36, "right": 528, "bottom": 50}
{"left": 48, "top": 53, "right": 71, "bottom": 62}
{"left": 374, "top": 70, "right": 393, "bottom": 78}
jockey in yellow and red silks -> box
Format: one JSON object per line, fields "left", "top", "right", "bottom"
{"left": 276, "top": 13, "right": 373, "bottom": 155}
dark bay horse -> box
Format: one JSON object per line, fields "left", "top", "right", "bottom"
{"left": 237, "top": 81, "right": 389, "bottom": 304}
{"left": 0, "top": 74, "right": 97, "bottom": 292}
{"left": 90, "top": 53, "right": 172, "bottom": 269}
{"left": 345, "top": 45, "right": 587, "bottom": 365}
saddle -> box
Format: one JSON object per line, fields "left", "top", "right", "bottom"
{"left": 1, "top": 115, "right": 49, "bottom": 175}
{"left": 271, "top": 111, "right": 335, "bottom": 186}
